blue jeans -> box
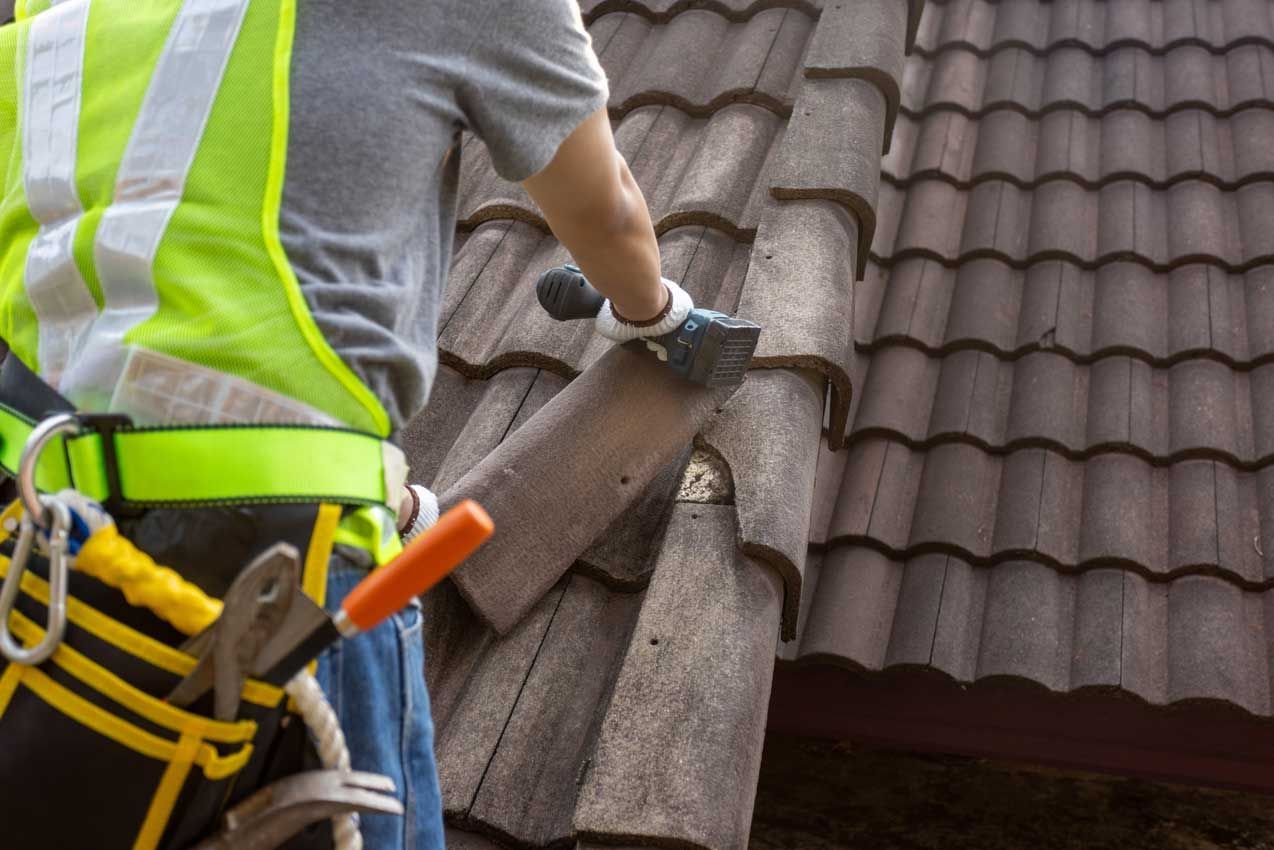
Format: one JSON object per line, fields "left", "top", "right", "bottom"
{"left": 315, "top": 561, "right": 445, "bottom": 850}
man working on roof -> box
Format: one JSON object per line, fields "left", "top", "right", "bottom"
{"left": 0, "top": 1, "right": 755, "bottom": 848}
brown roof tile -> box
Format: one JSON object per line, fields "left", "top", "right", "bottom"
{"left": 770, "top": 10, "right": 1274, "bottom": 772}
{"left": 429, "top": 504, "right": 782, "bottom": 849}
{"left": 884, "top": 107, "right": 1274, "bottom": 188}
{"left": 573, "top": 504, "right": 782, "bottom": 849}
{"left": 901, "top": 42, "right": 1274, "bottom": 117}
{"left": 815, "top": 436, "right": 1274, "bottom": 586}
{"left": 738, "top": 200, "right": 857, "bottom": 445}
{"left": 389, "top": 0, "right": 1249, "bottom": 841}
{"left": 580, "top": 0, "right": 824, "bottom": 25}
{"left": 784, "top": 548, "right": 1274, "bottom": 715}
{"left": 598, "top": 8, "right": 812, "bottom": 117}
{"left": 702, "top": 368, "right": 825, "bottom": 637}
{"left": 427, "top": 345, "right": 735, "bottom": 634}
{"left": 857, "top": 258, "right": 1274, "bottom": 367}
{"left": 770, "top": 78, "right": 886, "bottom": 261}
{"left": 802, "top": 0, "right": 910, "bottom": 144}
{"left": 874, "top": 177, "right": 1274, "bottom": 270}
{"left": 849, "top": 345, "right": 1274, "bottom": 466}
{"left": 914, "top": 0, "right": 1274, "bottom": 56}
{"left": 429, "top": 0, "right": 924, "bottom": 839}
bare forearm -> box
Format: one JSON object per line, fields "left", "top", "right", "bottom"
{"left": 522, "top": 109, "right": 668, "bottom": 321}
{"left": 545, "top": 159, "right": 664, "bottom": 319}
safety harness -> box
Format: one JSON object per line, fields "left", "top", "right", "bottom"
{"left": 0, "top": 405, "right": 408, "bottom": 514}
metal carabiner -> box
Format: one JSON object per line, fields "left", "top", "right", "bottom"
{"left": 0, "top": 495, "right": 71, "bottom": 666}
{"left": 17, "top": 412, "right": 80, "bottom": 526}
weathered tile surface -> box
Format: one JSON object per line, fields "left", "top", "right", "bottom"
{"left": 913, "top": 0, "right": 1274, "bottom": 55}
{"left": 418, "top": 0, "right": 918, "bottom": 846}
{"left": 786, "top": 0, "right": 1274, "bottom": 747}
{"left": 416, "top": 0, "right": 1274, "bottom": 841}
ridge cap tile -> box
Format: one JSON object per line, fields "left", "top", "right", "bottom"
{"left": 738, "top": 200, "right": 857, "bottom": 448}
{"left": 702, "top": 367, "right": 826, "bottom": 640}
{"left": 770, "top": 77, "right": 886, "bottom": 255}
{"left": 802, "top": 0, "right": 909, "bottom": 148}
{"left": 441, "top": 344, "right": 736, "bottom": 635}
{"left": 574, "top": 503, "right": 782, "bottom": 850}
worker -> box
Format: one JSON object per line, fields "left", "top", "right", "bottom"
{"left": 0, "top": 0, "right": 705, "bottom": 848}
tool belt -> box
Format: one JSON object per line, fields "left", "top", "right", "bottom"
{"left": 0, "top": 503, "right": 339, "bottom": 850}
{"left": 0, "top": 356, "right": 400, "bottom": 850}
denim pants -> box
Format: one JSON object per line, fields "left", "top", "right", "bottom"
{"left": 315, "top": 559, "right": 446, "bottom": 850}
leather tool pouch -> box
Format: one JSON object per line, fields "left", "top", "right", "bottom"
{"left": 0, "top": 505, "right": 338, "bottom": 850}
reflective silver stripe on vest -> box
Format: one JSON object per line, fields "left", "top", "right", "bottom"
{"left": 22, "top": 0, "right": 95, "bottom": 387}
{"left": 59, "top": 0, "right": 250, "bottom": 405}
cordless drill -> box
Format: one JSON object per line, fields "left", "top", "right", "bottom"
{"left": 535, "top": 265, "right": 761, "bottom": 388}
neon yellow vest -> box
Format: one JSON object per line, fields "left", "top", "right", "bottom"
{"left": 0, "top": 0, "right": 391, "bottom": 437}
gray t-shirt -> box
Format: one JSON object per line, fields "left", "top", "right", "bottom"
{"left": 281, "top": 0, "right": 609, "bottom": 431}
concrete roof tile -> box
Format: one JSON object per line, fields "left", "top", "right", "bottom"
{"left": 900, "top": 41, "right": 1274, "bottom": 116}
{"left": 803, "top": 0, "right": 909, "bottom": 147}
{"left": 702, "top": 368, "right": 825, "bottom": 637}
{"left": 425, "top": 0, "right": 1274, "bottom": 839}
{"left": 573, "top": 504, "right": 782, "bottom": 850}
{"left": 440, "top": 344, "right": 735, "bottom": 634}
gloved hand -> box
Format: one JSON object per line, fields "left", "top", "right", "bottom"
{"left": 593, "top": 278, "right": 694, "bottom": 343}
{"left": 397, "top": 484, "right": 439, "bottom": 544}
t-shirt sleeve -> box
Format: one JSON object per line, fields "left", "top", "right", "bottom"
{"left": 458, "top": 0, "right": 610, "bottom": 183}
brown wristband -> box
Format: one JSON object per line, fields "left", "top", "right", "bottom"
{"left": 399, "top": 485, "right": 421, "bottom": 535}
{"left": 610, "top": 283, "right": 673, "bottom": 328}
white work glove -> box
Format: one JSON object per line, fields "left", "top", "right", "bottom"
{"left": 594, "top": 278, "right": 694, "bottom": 342}
{"left": 398, "top": 484, "right": 440, "bottom": 544}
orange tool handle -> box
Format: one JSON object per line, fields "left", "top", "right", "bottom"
{"left": 341, "top": 499, "right": 494, "bottom": 633}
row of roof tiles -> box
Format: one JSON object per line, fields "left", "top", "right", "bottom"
{"left": 884, "top": 107, "right": 1274, "bottom": 189}
{"left": 812, "top": 438, "right": 1274, "bottom": 586}
{"left": 847, "top": 346, "right": 1274, "bottom": 467}
{"left": 856, "top": 259, "right": 1274, "bottom": 367}
{"left": 914, "top": 0, "right": 1274, "bottom": 54}
{"left": 872, "top": 179, "right": 1274, "bottom": 270}
{"left": 783, "top": 549, "right": 1274, "bottom": 716}
{"left": 462, "top": 103, "right": 1274, "bottom": 273}
{"left": 902, "top": 43, "right": 1274, "bottom": 116}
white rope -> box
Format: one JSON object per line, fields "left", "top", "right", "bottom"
{"left": 285, "top": 672, "right": 362, "bottom": 850}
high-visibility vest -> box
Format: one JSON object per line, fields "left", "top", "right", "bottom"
{"left": 0, "top": 0, "right": 391, "bottom": 437}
